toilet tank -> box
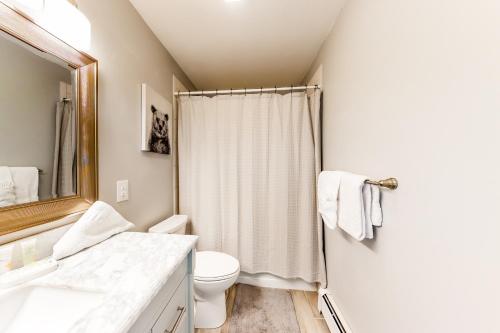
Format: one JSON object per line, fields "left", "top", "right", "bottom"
{"left": 148, "top": 215, "right": 188, "bottom": 235}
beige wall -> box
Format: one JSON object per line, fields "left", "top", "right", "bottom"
{"left": 306, "top": 0, "right": 500, "bottom": 332}
{"left": 0, "top": 36, "right": 72, "bottom": 200}
{"left": 78, "top": 0, "right": 194, "bottom": 231}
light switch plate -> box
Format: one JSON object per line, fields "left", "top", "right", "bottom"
{"left": 116, "top": 180, "right": 129, "bottom": 202}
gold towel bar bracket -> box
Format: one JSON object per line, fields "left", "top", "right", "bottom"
{"left": 365, "top": 178, "right": 398, "bottom": 190}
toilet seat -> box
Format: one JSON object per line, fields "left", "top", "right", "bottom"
{"left": 194, "top": 251, "right": 240, "bottom": 282}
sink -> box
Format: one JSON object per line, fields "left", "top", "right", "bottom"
{"left": 0, "top": 285, "right": 104, "bottom": 333}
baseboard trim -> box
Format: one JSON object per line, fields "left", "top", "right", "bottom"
{"left": 237, "top": 272, "right": 316, "bottom": 291}
{"left": 318, "top": 288, "right": 353, "bottom": 333}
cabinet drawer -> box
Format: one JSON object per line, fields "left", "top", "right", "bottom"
{"left": 128, "top": 258, "right": 188, "bottom": 333}
{"left": 152, "top": 276, "right": 188, "bottom": 333}
{"left": 171, "top": 313, "right": 188, "bottom": 333}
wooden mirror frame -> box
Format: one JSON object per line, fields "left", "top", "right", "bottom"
{"left": 0, "top": 3, "right": 98, "bottom": 236}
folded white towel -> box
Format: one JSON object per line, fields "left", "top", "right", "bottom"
{"left": 362, "top": 184, "right": 374, "bottom": 239}
{"left": 52, "top": 201, "right": 134, "bottom": 260}
{"left": 337, "top": 172, "right": 368, "bottom": 240}
{"left": 9, "top": 167, "right": 39, "bottom": 204}
{"left": 317, "top": 171, "right": 342, "bottom": 229}
{"left": 0, "top": 167, "right": 14, "bottom": 190}
{"left": 371, "top": 185, "right": 383, "bottom": 227}
{"left": 0, "top": 167, "right": 16, "bottom": 207}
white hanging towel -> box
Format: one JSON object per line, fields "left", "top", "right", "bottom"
{"left": 318, "top": 171, "right": 383, "bottom": 240}
{"left": 317, "top": 171, "right": 342, "bottom": 229}
{"left": 371, "top": 185, "right": 383, "bottom": 227}
{"left": 338, "top": 173, "right": 384, "bottom": 240}
{"left": 362, "top": 184, "right": 374, "bottom": 239}
{"left": 337, "top": 172, "right": 369, "bottom": 240}
{"left": 0, "top": 167, "right": 16, "bottom": 207}
{"left": 9, "top": 167, "right": 39, "bottom": 204}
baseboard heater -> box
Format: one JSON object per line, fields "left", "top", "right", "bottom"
{"left": 319, "top": 293, "right": 348, "bottom": 333}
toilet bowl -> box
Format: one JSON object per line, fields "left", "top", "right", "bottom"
{"left": 194, "top": 251, "right": 239, "bottom": 328}
{"left": 149, "top": 215, "right": 240, "bottom": 329}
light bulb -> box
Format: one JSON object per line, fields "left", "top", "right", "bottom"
{"left": 38, "top": 0, "right": 91, "bottom": 51}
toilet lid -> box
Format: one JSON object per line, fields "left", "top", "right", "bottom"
{"left": 194, "top": 251, "right": 240, "bottom": 281}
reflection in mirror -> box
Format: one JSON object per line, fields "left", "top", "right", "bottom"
{"left": 0, "top": 30, "right": 77, "bottom": 209}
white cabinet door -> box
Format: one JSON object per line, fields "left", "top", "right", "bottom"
{"left": 152, "top": 276, "right": 188, "bottom": 333}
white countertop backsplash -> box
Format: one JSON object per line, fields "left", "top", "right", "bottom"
{"left": 33, "top": 232, "right": 198, "bottom": 333}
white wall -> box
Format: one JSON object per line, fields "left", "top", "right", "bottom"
{"left": 306, "top": 0, "right": 500, "bottom": 332}
{"left": 78, "top": 0, "right": 194, "bottom": 231}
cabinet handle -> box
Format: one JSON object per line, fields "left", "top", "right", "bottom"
{"left": 164, "top": 306, "right": 186, "bottom": 333}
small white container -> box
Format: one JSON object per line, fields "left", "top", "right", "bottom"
{"left": 20, "top": 238, "right": 37, "bottom": 266}
{"left": 0, "top": 245, "right": 13, "bottom": 274}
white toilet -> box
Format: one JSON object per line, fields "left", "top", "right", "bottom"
{"left": 149, "top": 215, "right": 240, "bottom": 329}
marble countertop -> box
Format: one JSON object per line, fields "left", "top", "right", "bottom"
{"left": 35, "top": 232, "right": 198, "bottom": 333}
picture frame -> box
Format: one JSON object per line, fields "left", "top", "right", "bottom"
{"left": 141, "top": 83, "right": 172, "bottom": 155}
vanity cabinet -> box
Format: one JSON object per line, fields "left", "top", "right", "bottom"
{"left": 129, "top": 251, "right": 194, "bottom": 333}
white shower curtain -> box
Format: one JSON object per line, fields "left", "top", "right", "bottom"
{"left": 178, "top": 90, "right": 325, "bottom": 284}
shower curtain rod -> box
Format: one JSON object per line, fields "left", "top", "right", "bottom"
{"left": 174, "top": 85, "right": 321, "bottom": 96}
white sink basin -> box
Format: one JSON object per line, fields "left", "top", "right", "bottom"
{"left": 0, "top": 285, "right": 104, "bottom": 333}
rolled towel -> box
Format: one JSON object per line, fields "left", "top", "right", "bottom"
{"left": 9, "top": 167, "right": 39, "bottom": 204}
{"left": 0, "top": 167, "right": 16, "bottom": 207}
{"left": 317, "top": 171, "right": 342, "bottom": 229}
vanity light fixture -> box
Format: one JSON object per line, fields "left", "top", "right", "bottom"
{"left": 4, "top": 0, "right": 91, "bottom": 51}
{"left": 39, "top": 0, "right": 91, "bottom": 51}
{"left": 8, "top": 0, "right": 44, "bottom": 11}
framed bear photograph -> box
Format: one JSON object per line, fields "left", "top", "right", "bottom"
{"left": 141, "top": 83, "right": 172, "bottom": 154}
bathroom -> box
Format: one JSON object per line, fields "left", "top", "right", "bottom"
{"left": 0, "top": 0, "right": 499, "bottom": 332}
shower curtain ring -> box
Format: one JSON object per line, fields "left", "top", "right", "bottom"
{"left": 244, "top": 88, "right": 247, "bottom": 96}
{"left": 261, "top": 87, "right": 263, "bottom": 95}
{"left": 230, "top": 88, "right": 233, "bottom": 96}
{"left": 188, "top": 90, "right": 191, "bottom": 97}
{"left": 275, "top": 85, "right": 277, "bottom": 94}
{"left": 215, "top": 89, "right": 218, "bottom": 96}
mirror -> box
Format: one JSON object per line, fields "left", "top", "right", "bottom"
{"left": 0, "top": 30, "right": 77, "bottom": 208}
{"left": 0, "top": 3, "right": 97, "bottom": 236}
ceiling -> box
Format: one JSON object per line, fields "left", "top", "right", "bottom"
{"left": 129, "top": 0, "right": 345, "bottom": 90}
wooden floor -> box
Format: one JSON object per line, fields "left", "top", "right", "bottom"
{"left": 195, "top": 285, "right": 330, "bottom": 333}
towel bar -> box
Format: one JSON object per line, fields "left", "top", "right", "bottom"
{"left": 365, "top": 178, "right": 398, "bottom": 190}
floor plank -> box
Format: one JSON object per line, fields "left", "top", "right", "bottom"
{"left": 290, "top": 290, "right": 330, "bottom": 333}
{"left": 304, "top": 290, "right": 323, "bottom": 319}
{"left": 221, "top": 285, "right": 237, "bottom": 333}
{"left": 291, "top": 290, "right": 320, "bottom": 333}
{"left": 290, "top": 291, "right": 308, "bottom": 333}
{"left": 314, "top": 318, "right": 331, "bottom": 332}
